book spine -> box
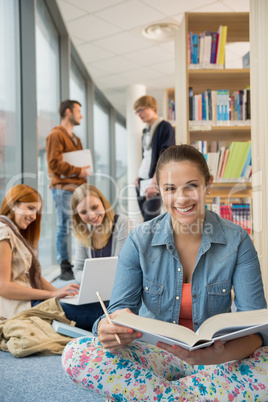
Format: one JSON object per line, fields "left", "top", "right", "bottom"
{"left": 210, "top": 32, "right": 218, "bottom": 64}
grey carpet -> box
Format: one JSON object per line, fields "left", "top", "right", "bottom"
{"left": 0, "top": 351, "right": 105, "bottom": 402}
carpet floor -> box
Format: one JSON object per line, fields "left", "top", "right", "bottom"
{"left": 0, "top": 350, "right": 105, "bottom": 402}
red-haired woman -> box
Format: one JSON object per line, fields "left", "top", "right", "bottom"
{"left": 0, "top": 184, "right": 104, "bottom": 329}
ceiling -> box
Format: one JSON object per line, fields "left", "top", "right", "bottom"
{"left": 56, "top": 0, "right": 250, "bottom": 118}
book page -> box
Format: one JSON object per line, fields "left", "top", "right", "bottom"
{"left": 112, "top": 309, "right": 268, "bottom": 350}
{"left": 62, "top": 149, "right": 93, "bottom": 174}
{"left": 198, "top": 309, "right": 268, "bottom": 339}
{"left": 112, "top": 312, "right": 200, "bottom": 346}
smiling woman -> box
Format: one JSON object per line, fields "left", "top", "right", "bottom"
{"left": 71, "top": 184, "right": 131, "bottom": 284}
{"left": 62, "top": 145, "right": 268, "bottom": 401}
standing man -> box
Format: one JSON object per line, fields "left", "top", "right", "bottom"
{"left": 134, "top": 95, "right": 175, "bottom": 221}
{"left": 46, "top": 100, "right": 90, "bottom": 280}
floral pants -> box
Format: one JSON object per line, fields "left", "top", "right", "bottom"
{"left": 62, "top": 337, "right": 268, "bottom": 401}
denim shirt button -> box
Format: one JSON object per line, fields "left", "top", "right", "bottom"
{"left": 194, "top": 322, "right": 198, "bottom": 326}
{"left": 169, "top": 245, "right": 173, "bottom": 250}
{"left": 222, "top": 288, "right": 226, "bottom": 293}
{"left": 173, "top": 321, "right": 176, "bottom": 324}
{"left": 176, "top": 296, "right": 180, "bottom": 300}
{"left": 178, "top": 268, "right": 181, "bottom": 272}
{"left": 193, "top": 294, "right": 197, "bottom": 298}
{"left": 145, "top": 286, "right": 149, "bottom": 291}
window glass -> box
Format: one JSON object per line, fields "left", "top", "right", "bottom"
{"left": 0, "top": 0, "right": 21, "bottom": 203}
{"left": 93, "top": 102, "right": 110, "bottom": 200}
{"left": 36, "top": 0, "right": 60, "bottom": 271}
{"left": 70, "top": 58, "right": 87, "bottom": 147}
{"left": 115, "top": 121, "right": 128, "bottom": 214}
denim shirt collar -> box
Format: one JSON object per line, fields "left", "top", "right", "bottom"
{"left": 150, "top": 210, "right": 227, "bottom": 249}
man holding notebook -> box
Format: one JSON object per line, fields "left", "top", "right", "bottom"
{"left": 46, "top": 99, "right": 90, "bottom": 280}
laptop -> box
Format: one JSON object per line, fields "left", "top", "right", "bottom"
{"left": 60, "top": 256, "right": 118, "bottom": 305}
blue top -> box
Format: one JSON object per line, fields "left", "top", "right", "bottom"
{"left": 92, "top": 210, "right": 267, "bottom": 345}
{"left": 91, "top": 215, "right": 119, "bottom": 258}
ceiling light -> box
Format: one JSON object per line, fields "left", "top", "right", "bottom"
{"left": 142, "top": 23, "right": 180, "bottom": 41}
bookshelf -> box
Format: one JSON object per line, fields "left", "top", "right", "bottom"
{"left": 172, "top": 11, "right": 252, "bottom": 231}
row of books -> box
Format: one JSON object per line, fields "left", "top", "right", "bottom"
{"left": 188, "top": 25, "right": 228, "bottom": 69}
{"left": 189, "top": 87, "right": 251, "bottom": 124}
{"left": 167, "top": 98, "right": 176, "bottom": 121}
{"left": 192, "top": 141, "right": 252, "bottom": 180}
{"left": 207, "top": 202, "right": 251, "bottom": 234}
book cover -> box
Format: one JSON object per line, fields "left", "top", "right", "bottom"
{"left": 62, "top": 149, "right": 93, "bottom": 174}
{"left": 240, "top": 144, "right": 252, "bottom": 177}
{"left": 219, "top": 148, "right": 230, "bottom": 178}
{"left": 223, "top": 142, "right": 238, "bottom": 178}
{"left": 210, "top": 32, "right": 218, "bottom": 64}
{"left": 216, "top": 146, "right": 226, "bottom": 179}
{"left": 192, "top": 34, "right": 199, "bottom": 64}
{"left": 203, "top": 31, "right": 212, "bottom": 66}
{"left": 217, "top": 26, "right": 228, "bottom": 66}
{"left": 216, "top": 25, "right": 222, "bottom": 65}
{"left": 189, "top": 87, "right": 193, "bottom": 120}
{"left": 112, "top": 309, "right": 268, "bottom": 351}
{"left": 52, "top": 320, "right": 93, "bottom": 338}
{"left": 231, "top": 142, "right": 251, "bottom": 178}
{"left": 206, "top": 152, "right": 220, "bottom": 178}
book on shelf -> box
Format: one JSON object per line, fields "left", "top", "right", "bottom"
{"left": 189, "top": 87, "right": 251, "bottom": 126}
{"left": 207, "top": 202, "right": 251, "bottom": 234}
{"left": 210, "top": 31, "right": 219, "bottom": 64}
{"left": 167, "top": 97, "right": 176, "bottom": 121}
{"left": 112, "top": 309, "right": 268, "bottom": 351}
{"left": 242, "top": 51, "right": 250, "bottom": 68}
{"left": 188, "top": 25, "right": 227, "bottom": 69}
{"left": 223, "top": 142, "right": 251, "bottom": 179}
{"left": 204, "top": 152, "right": 220, "bottom": 178}
{"left": 217, "top": 26, "right": 228, "bottom": 66}
{"left": 191, "top": 141, "right": 251, "bottom": 181}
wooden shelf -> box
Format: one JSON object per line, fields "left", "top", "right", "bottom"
{"left": 190, "top": 125, "right": 251, "bottom": 141}
{"left": 189, "top": 69, "right": 250, "bottom": 94}
{"left": 187, "top": 12, "right": 249, "bottom": 42}
{"left": 207, "top": 181, "right": 252, "bottom": 201}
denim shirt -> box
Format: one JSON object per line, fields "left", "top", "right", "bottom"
{"left": 92, "top": 210, "right": 268, "bottom": 345}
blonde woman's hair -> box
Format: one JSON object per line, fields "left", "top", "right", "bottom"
{"left": 71, "top": 184, "right": 115, "bottom": 249}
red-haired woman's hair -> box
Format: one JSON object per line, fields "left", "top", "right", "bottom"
{"left": 0, "top": 184, "right": 42, "bottom": 248}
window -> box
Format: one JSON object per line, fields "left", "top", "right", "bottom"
{"left": 70, "top": 58, "right": 87, "bottom": 147}
{"left": 115, "top": 121, "right": 128, "bottom": 214}
{"left": 0, "top": 0, "right": 21, "bottom": 204}
{"left": 93, "top": 101, "right": 111, "bottom": 200}
{"left": 36, "top": 0, "right": 60, "bottom": 270}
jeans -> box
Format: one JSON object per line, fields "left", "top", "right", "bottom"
{"left": 31, "top": 300, "right": 108, "bottom": 331}
{"left": 51, "top": 188, "right": 73, "bottom": 264}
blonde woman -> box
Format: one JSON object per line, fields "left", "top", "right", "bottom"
{"left": 71, "top": 184, "right": 131, "bottom": 283}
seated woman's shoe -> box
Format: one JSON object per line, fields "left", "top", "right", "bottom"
{"left": 60, "top": 260, "right": 74, "bottom": 281}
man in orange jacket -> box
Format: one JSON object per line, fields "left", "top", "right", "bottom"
{"left": 46, "top": 100, "right": 90, "bottom": 280}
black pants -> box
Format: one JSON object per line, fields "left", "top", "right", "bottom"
{"left": 31, "top": 300, "right": 109, "bottom": 331}
{"left": 136, "top": 186, "right": 162, "bottom": 222}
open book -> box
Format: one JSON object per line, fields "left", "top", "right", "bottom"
{"left": 112, "top": 309, "right": 268, "bottom": 351}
